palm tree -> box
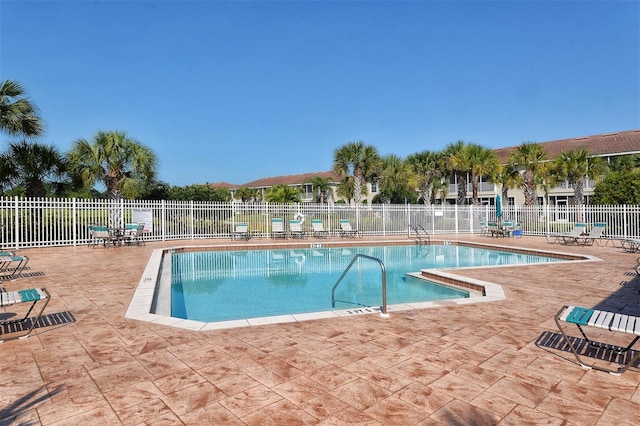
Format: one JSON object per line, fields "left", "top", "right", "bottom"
{"left": 67, "top": 130, "right": 157, "bottom": 200}
{"left": 332, "top": 141, "right": 381, "bottom": 204}
{"left": 0, "top": 140, "right": 67, "bottom": 197}
{"left": 234, "top": 187, "right": 261, "bottom": 202}
{"left": 467, "top": 144, "right": 500, "bottom": 205}
{"left": 305, "top": 175, "right": 333, "bottom": 203}
{"left": 0, "top": 79, "right": 43, "bottom": 138}
{"left": 376, "top": 154, "right": 415, "bottom": 204}
{"left": 508, "top": 142, "right": 547, "bottom": 206}
{"left": 264, "top": 184, "right": 301, "bottom": 203}
{"left": 491, "top": 164, "right": 521, "bottom": 205}
{"left": 609, "top": 154, "right": 640, "bottom": 172}
{"left": 552, "top": 149, "right": 607, "bottom": 206}
{"left": 406, "top": 150, "right": 441, "bottom": 205}
{"left": 443, "top": 141, "right": 473, "bottom": 205}
{"left": 67, "top": 130, "right": 157, "bottom": 227}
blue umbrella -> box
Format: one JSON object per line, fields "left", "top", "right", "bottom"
{"left": 496, "top": 195, "right": 502, "bottom": 219}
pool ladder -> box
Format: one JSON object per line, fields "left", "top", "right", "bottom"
{"left": 410, "top": 224, "right": 431, "bottom": 246}
{"left": 331, "top": 254, "right": 389, "bottom": 318}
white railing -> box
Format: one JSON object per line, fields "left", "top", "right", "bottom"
{"left": 1, "top": 196, "right": 640, "bottom": 249}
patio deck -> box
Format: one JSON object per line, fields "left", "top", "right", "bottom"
{"left": 1, "top": 234, "right": 639, "bottom": 425}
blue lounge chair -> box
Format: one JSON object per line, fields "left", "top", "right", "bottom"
{"left": 232, "top": 223, "right": 250, "bottom": 240}
{"left": 0, "top": 287, "right": 50, "bottom": 342}
{"left": 271, "top": 218, "right": 287, "bottom": 239}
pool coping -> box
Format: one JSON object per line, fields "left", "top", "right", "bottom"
{"left": 123, "top": 240, "right": 599, "bottom": 330}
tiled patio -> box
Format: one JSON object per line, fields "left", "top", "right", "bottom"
{"left": 1, "top": 234, "right": 639, "bottom": 425}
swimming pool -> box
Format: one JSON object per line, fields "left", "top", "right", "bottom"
{"left": 169, "top": 244, "right": 563, "bottom": 323}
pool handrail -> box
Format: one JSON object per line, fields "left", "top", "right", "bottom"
{"left": 331, "top": 253, "right": 389, "bottom": 318}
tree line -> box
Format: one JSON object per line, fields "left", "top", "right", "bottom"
{"left": 2, "top": 79, "right": 639, "bottom": 205}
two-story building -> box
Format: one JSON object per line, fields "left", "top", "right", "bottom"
{"left": 212, "top": 129, "right": 640, "bottom": 206}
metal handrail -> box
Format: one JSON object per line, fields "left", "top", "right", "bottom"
{"left": 410, "top": 224, "right": 431, "bottom": 246}
{"left": 331, "top": 254, "right": 389, "bottom": 317}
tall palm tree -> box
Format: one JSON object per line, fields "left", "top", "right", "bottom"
{"left": 332, "top": 141, "right": 381, "bottom": 204}
{"left": 467, "top": 144, "right": 500, "bottom": 205}
{"left": 552, "top": 149, "right": 607, "bottom": 206}
{"left": 443, "top": 140, "right": 472, "bottom": 205}
{"left": 508, "top": 142, "right": 547, "bottom": 206}
{"left": 305, "top": 175, "right": 333, "bottom": 203}
{"left": 0, "top": 79, "right": 43, "bottom": 138}
{"left": 406, "top": 150, "right": 441, "bottom": 205}
{"left": 67, "top": 130, "right": 157, "bottom": 227}
{"left": 0, "top": 140, "right": 67, "bottom": 197}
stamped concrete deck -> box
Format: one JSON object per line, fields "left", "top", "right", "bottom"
{"left": 1, "top": 234, "right": 639, "bottom": 425}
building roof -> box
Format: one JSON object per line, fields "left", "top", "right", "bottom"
{"left": 241, "top": 171, "right": 342, "bottom": 189}
{"left": 492, "top": 129, "right": 640, "bottom": 163}
{"left": 208, "top": 182, "right": 239, "bottom": 189}
{"left": 211, "top": 129, "right": 640, "bottom": 189}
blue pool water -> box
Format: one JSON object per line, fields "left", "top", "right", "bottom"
{"left": 171, "top": 244, "right": 562, "bottom": 323}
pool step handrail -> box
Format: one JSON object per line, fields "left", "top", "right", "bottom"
{"left": 410, "top": 224, "right": 430, "bottom": 246}
{"left": 331, "top": 254, "right": 389, "bottom": 317}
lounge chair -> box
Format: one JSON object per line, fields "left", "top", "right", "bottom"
{"left": 289, "top": 219, "right": 306, "bottom": 239}
{"left": 271, "top": 218, "right": 287, "bottom": 239}
{"left": 479, "top": 221, "right": 489, "bottom": 236}
{"left": 311, "top": 219, "right": 330, "bottom": 238}
{"left": 554, "top": 305, "right": 640, "bottom": 375}
{"left": 0, "top": 287, "right": 50, "bottom": 342}
{"left": 232, "top": 223, "right": 250, "bottom": 240}
{"left": 339, "top": 219, "right": 359, "bottom": 238}
{"left": 0, "top": 255, "right": 29, "bottom": 280}
{"left": 547, "top": 223, "right": 587, "bottom": 244}
{"left": 621, "top": 239, "right": 640, "bottom": 253}
{"left": 564, "top": 222, "right": 607, "bottom": 246}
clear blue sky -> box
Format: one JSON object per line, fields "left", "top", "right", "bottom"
{"left": 1, "top": 1, "right": 639, "bottom": 187}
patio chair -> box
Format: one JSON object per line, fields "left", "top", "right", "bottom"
{"left": 232, "top": 223, "right": 250, "bottom": 240}
{"left": 487, "top": 222, "right": 503, "bottom": 237}
{"left": 90, "top": 225, "right": 112, "bottom": 247}
{"left": 0, "top": 254, "right": 29, "bottom": 280}
{"left": 547, "top": 223, "right": 587, "bottom": 244}
{"left": 339, "top": 219, "right": 359, "bottom": 238}
{"left": 0, "top": 287, "right": 50, "bottom": 342}
{"left": 479, "top": 221, "right": 489, "bottom": 236}
{"left": 311, "top": 219, "right": 330, "bottom": 238}
{"left": 271, "top": 218, "right": 287, "bottom": 239}
{"left": 502, "top": 221, "right": 514, "bottom": 237}
{"left": 123, "top": 223, "right": 146, "bottom": 245}
{"left": 289, "top": 219, "right": 306, "bottom": 239}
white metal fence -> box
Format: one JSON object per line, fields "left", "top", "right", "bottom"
{"left": 2, "top": 196, "right": 640, "bottom": 249}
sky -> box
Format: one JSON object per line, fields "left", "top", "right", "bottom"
{"left": 1, "top": 0, "right": 639, "bottom": 187}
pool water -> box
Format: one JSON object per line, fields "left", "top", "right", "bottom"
{"left": 170, "top": 244, "right": 561, "bottom": 323}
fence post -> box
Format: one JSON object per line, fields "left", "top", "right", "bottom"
{"left": 190, "top": 200, "right": 194, "bottom": 240}
{"left": 161, "top": 200, "right": 166, "bottom": 241}
{"left": 72, "top": 198, "right": 77, "bottom": 246}
{"left": 13, "top": 196, "right": 19, "bottom": 250}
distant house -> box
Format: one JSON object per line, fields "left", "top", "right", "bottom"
{"left": 211, "top": 129, "right": 640, "bottom": 206}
